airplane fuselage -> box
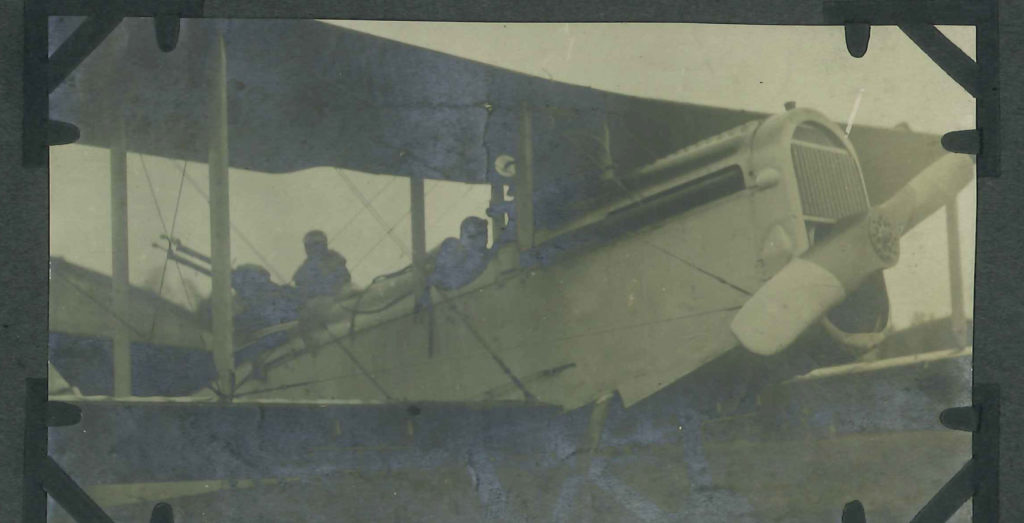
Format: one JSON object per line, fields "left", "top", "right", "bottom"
{"left": 232, "top": 107, "right": 889, "bottom": 410}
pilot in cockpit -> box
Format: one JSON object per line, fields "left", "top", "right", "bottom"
{"left": 293, "top": 230, "right": 352, "bottom": 302}
{"left": 429, "top": 217, "right": 491, "bottom": 291}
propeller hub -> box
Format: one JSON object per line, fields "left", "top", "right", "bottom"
{"left": 731, "top": 153, "right": 974, "bottom": 355}
{"left": 867, "top": 211, "right": 901, "bottom": 267}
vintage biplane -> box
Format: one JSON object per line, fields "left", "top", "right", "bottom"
{"left": 45, "top": 18, "right": 974, "bottom": 521}
{"left": 49, "top": 17, "right": 972, "bottom": 408}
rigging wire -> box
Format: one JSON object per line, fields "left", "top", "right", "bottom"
{"left": 49, "top": 160, "right": 205, "bottom": 350}
{"left": 51, "top": 270, "right": 149, "bottom": 340}
{"left": 138, "top": 154, "right": 177, "bottom": 339}
{"left": 139, "top": 158, "right": 199, "bottom": 338}
{"left": 167, "top": 164, "right": 195, "bottom": 310}
{"left": 231, "top": 316, "right": 503, "bottom": 399}
{"left": 347, "top": 180, "right": 467, "bottom": 274}
{"left": 643, "top": 240, "right": 753, "bottom": 296}
{"left": 436, "top": 292, "right": 537, "bottom": 401}
{"left": 325, "top": 173, "right": 440, "bottom": 255}
{"left": 181, "top": 170, "right": 288, "bottom": 283}
{"left": 321, "top": 321, "right": 394, "bottom": 400}
{"left": 336, "top": 169, "right": 412, "bottom": 259}
{"left": 324, "top": 176, "right": 394, "bottom": 247}
{"left": 139, "top": 155, "right": 171, "bottom": 234}
{"left": 231, "top": 302, "right": 744, "bottom": 401}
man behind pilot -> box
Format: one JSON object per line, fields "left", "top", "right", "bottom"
{"left": 429, "top": 217, "right": 490, "bottom": 291}
{"left": 293, "top": 230, "right": 352, "bottom": 302}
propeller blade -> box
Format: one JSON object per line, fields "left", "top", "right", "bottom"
{"left": 731, "top": 153, "right": 975, "bottom": 355}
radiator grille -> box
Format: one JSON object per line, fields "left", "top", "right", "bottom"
{"left": 791, "top": 141, "right": 868, "bottom": 220}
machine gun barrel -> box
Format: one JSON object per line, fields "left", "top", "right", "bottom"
{"left": 169, "top": 252, "right": 213, "bottom": 277}
{"left": 152, "top": 242, "right": 213, "bottom": 277}
{"left": 160, "top": 235, "right": 212, "bottom": 264}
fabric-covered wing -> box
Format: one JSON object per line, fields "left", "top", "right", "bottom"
{"left": 51, "top": 18, "right": 947, "bottom": 224}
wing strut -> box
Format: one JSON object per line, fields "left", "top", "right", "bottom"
{"left": 110, "top": 114, "right": 132, "bottom": 397}
{"left": 946, "top": 197, "right": 968, "bottom": 347}
{"left": 409, "top": 174, "right": 435, "bottom": 356}
{"left": 515, "top": 104, "right": 535, "bottom": 252}
{"left": 209, "top": 34, "right": 235, "bottom": 396}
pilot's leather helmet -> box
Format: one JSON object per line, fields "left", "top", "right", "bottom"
{"left": 303, "top": 229, "right": 329, "bottom": 256}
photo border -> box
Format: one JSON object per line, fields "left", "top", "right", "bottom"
{"left": 2, "top": 1, "right": 1014, "bottom": 521}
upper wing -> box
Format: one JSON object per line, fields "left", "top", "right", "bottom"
{"left": 52, "top": 18, "right": 946, "bottom": 220}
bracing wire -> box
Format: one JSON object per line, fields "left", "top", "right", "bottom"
{"left": 181, "top": 170, "right": 288, "bottom": 283}
{"left": 138, "top": 154, "right": 176, "bottom": 339}
{"left": 168, "top": 164, "right": 195, "bottom": 310}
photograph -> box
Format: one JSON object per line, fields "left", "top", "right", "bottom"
{"left": 46, "top": 19, "right": 976, "bottom": 521}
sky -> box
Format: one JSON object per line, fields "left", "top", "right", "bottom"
{"left": 49, "top": 22, "right": 976, "bottom": 330}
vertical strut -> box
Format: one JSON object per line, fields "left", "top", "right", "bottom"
{"left": 409, "top": 174, "right": 434, "bottom": 355}
{"left": 209, "top": 34, "right": 235, "bottom": 395}
{"left": 946, "top": 199, "right": 967, "bottom": 347}
{"left": 111, "top": 115, "right": 131, "bottom": 397}
{"left": 516, "top": 104, "right": 535, "bottom": 252}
